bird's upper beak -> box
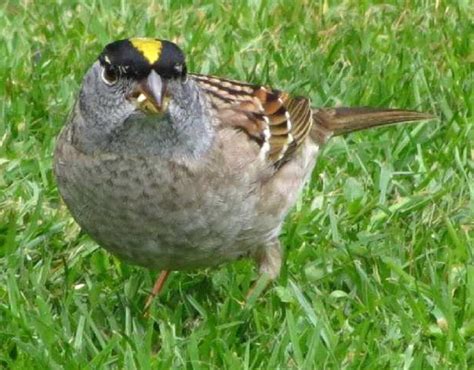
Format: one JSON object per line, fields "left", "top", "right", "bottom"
{"left": 128, "top": 70, "right": 167, "bottom": 114}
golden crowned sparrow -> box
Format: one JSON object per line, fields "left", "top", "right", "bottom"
{"left": 54, "top": 38, "right": 433, "bottom": 305}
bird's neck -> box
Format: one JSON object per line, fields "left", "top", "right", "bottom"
{"left": 70, "top": 79, "right": 214, "bottom": 159}
{"left": 163, "top": 78, "right": 216, "bottom": 158}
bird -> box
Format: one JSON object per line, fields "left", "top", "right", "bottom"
{"left": 54, "top": 37, "right": 434, "bottom": 308}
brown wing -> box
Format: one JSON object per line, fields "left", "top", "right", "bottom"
{"left": 191, "top": 74, "right": 313, "bottom": 167}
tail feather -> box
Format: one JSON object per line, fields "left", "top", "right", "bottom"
{"left": 311, "top": 107, "right": 434, "bottom": 141}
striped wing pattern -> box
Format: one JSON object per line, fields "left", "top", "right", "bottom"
{"left": 191, "top": 74, "right": 313, "bottom": 167}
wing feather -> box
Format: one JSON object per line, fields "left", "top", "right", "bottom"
{"left": 191, "top": 73, "right": 313, "bottom": 167}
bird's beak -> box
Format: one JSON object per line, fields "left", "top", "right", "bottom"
{"left": 128, "top": 70, "right": 167, "bottom": 114}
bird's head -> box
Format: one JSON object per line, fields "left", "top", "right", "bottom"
{"left": 79, "top": 37, "right": 187, "bottom": 123}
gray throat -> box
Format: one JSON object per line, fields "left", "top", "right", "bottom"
{"left": 71, "top": 78, "right": 214, "bottom": 159}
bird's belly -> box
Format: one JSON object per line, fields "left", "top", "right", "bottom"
{"left": 55, "top": 151, "right": 262, "bottom": 270}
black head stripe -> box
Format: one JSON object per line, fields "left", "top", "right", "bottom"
{"left": 99, "top": 38, "right": 187, "bottom": 80}
{"left": 99, "top": 39, "right": 149, "bottom": 79}
{"left": 153, "top": 40, "right": 186, "bottom": 79}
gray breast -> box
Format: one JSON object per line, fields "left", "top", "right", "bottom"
{"left": 54, "top": 127, "right": 271, "bottom": 270}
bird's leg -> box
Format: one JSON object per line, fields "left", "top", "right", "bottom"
{"left": 246, "top": 240, "right": 282, "bottom": 303}
{"left": 144, "top": 270, "right": 170, "bottom": 311}
{"left": 256, "top": 239, "right": 282, "bottom": 279}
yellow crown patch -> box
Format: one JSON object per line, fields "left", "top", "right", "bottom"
{"left": 130, "top": 38, "right": 162, "bottom": 64}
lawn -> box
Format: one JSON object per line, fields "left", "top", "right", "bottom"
{"left": 0, "top": 0, "right": 472, "bottom": 368}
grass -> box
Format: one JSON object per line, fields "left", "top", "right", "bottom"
{"left": 0, "top": 0, "right": 472, "bottom": 368}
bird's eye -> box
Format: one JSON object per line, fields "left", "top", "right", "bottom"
{"left": 101, "top": 65, "right": 118, "bottom": 85}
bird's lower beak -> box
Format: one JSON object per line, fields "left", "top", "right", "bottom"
{"left": 128, "top": 70, "right": 167, "bottom": 114}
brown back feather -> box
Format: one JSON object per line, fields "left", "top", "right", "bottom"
{"left": 192, "top": 74, "right": 314, "bottom": 167}
{"left": 191, "top": 74, "right": 434, "bottom": 167}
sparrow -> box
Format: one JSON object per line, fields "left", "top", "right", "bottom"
{"left": 54, "top": 37, "right": 433, "bottom": 307}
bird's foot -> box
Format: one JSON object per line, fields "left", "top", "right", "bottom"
{"left": 144, "top": 270, "right": 171, "bottom": 314}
